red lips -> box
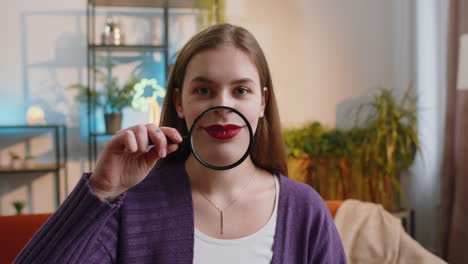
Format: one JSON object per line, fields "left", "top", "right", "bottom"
{"left": 204, "top": 124, "right": 242, "bottom": 139}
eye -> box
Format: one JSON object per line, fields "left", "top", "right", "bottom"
{"left": 195, "top": 87, "right": 211, "bottom": 95}
{"left": 234, "top": 87, "right": 249, "bottom": 95}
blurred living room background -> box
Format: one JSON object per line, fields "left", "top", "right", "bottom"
{"left": 0, "top": 0, "right": 466, "bottom": 263}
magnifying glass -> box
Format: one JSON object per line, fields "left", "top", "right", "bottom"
{"left": 165, "top": 106, "right": 254, "bottom": 170}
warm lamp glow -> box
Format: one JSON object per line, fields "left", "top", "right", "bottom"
{"left": 147, "top": 98, "right": 161, "bottom": 125}
{"left": 26, "top": 106, "right": 46, "bottom": 125}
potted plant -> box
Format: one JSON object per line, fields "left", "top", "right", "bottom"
{"left": 9, "top": 152, "right": 21, "bottom": 169}
{"left": 12, "top": 200, "right": 25, "bottom": 215}
{"left": 356, "top": 88, "right": 419, "bottom": 210}
{"left": 69, "top": 69, "right": 140, "bottom": 134}
{"left": 284, "top": 88, "right": 419, "bottom": 211}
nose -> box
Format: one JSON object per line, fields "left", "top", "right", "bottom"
{"left": 213, "top": 89, "right": 234, "bottom": 107}
{"left": 213, "top": 107, "right": 233, "bottom": 117}
{"left": 212, "top": 90, "right": 235, "bottom": 115}
{"left": 212, "top": 91, "right": 234, "bottom": 108}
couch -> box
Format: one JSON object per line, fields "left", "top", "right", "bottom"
{"left": 0, "top": 201, "right": 343, "bottom": 263}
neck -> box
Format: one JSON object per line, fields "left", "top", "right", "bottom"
{"left": 185, "top": 154, "right": 259, "bottom": 199}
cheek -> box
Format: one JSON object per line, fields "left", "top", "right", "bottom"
{"left": 241, "top": 102, "right": 264, "bottom": 132}
{"left": 181, "top": 101, "right": 204, "bottom": 129}
{"left": 242, "top": 109, "right": 261, "bottom": 134}
{"left": 182, "top": 110, "right": 196, "bottom": 129}
{"left": 249, "top": 118, "right": 260, "bottom": 134}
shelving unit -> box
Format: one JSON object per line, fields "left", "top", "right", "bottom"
{"left": 0, "top": 125, "right": 68, "bottom": 209}
{"left": 86, "top": 0, "right": 197, "bottom": 168}
{"left": 89, "top": 44, "right": 167, "bottom": 52}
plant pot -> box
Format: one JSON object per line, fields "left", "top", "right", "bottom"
{"left": 104, "top": 112, "right": 123, "bottom": 134}
{"left": 23, "top": 159, "right": 36, "bottom": 168}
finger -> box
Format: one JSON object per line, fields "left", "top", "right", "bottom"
{"left": 147, "top": 124, "right": 168, "bottom": 157}
{"left": 159, "top": 127, "right": 183, "bottom": 145}
{"left": 146, "top": 143, "right": 179, "bottom": 162}
{"left": 167, "top": 143, "right": 179, "bottom": 154}
{"left": 110, "top": 129, "right": 137, "bottom": 153}
{"left": 131, "top": 125, "right": 149, "bottom": 153}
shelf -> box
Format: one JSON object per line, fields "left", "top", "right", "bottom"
{"left": 91, "top": 0, "right": 196, "bottom": 8}
{"left": 0, "top": 124, "right": 65, "bottom": 129}
{"left": 0, "top": 125, "right": 68, "bottom": 209}
{"left": 89, "top": 44, "right": 167, "bottom": 52}
{"left": 86, "top": 0, "right": 183, "bottom": 168}
{"left": 0, "top": 163, "right": 66, "bottom": 174}
{"left": 91, "top": 132, "right": 115, "bottom": 136}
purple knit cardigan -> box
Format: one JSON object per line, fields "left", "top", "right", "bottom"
{"left": 14, "top": 160, "right": 346, "bottom": 263}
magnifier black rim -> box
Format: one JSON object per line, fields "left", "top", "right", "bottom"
{"left": 188, "top": 106, "right": 254, "bottom": 170}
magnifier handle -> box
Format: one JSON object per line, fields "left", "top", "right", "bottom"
{"left": 149, "top": 135, "right": 187, "bottom": 146}
{"left": 166, "top": 135, "right": 187, "bottom": 145}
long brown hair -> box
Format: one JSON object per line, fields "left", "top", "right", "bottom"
{"left": 157, "top": 23, "right": 288, "bottom": 176}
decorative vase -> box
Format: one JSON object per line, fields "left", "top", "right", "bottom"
{"left": 104, "top": 113, "right": 123, "bottom": 134}
{"left": 101, "top": 18, "right": 125, "bottom": 45}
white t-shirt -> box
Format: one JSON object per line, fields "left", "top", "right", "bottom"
{"left": 193, "top": 174, "right": 279, "bottom": 264}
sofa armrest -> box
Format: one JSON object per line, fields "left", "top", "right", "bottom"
{"left": 325, "top": 200, "right": 343, "bottom": 218}
{"left": 0, "top": 213, "right": 52, "bottom": 263}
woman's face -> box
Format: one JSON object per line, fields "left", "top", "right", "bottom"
{"left": 174, "top": 46, "right": 268, "bottom": 165}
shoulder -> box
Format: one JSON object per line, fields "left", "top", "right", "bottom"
{"left": 278, "top": 174, "right": 330, "bottom": 218}
{"left": 278, "top": 174, "right": 347, "bottom": 262}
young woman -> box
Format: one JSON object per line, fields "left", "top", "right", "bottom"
{"left": 15, "top": 24, "right": 346, "bottom": 264}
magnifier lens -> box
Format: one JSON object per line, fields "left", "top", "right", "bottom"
{"left": 190, "top": 107, "right": 251, "bottom": 169}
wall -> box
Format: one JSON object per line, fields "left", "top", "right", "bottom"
{"left": 226, "top": 0, "right": 408, "bottom": 128}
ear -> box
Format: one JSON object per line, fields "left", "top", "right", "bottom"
{"left": 173, "top": 88, "right": 185, "bottom": 119}
{"left": 260, "top": 87, "right": 268, "bottom": 118}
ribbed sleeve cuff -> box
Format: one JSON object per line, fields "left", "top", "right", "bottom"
{"left": 82, "top": 172, "right": 127, "bottom": 206}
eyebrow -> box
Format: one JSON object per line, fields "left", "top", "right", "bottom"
{"left": 190, "top": 76, "right": 256, "bottom": 85}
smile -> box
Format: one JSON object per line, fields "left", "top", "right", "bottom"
{"left": 204, "top": 124, "right": 242, "bottom": 140}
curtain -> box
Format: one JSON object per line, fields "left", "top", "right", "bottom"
{"left": 440, "top": 0, "right": 468, "bottom": 263}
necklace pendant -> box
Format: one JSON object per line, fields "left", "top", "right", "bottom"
{"left": 220, "top": 211, "right": 224, "bottom": 234}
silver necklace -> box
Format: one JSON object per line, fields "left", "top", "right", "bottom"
{"left": 198, "top": 172, "right": 256, "bottom": 235}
